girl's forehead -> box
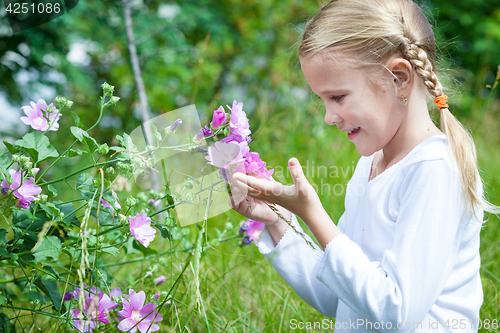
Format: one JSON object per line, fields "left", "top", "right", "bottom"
{"left": 301, "top": 52, "right": 358, "bottom": 82}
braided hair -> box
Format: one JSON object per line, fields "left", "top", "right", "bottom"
{"left": 299, "top": 0, "right": 499, "bottom": 217}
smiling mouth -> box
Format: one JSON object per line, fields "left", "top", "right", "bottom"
{"left": 347, "top": 127, "right": 360, "bottom": 134}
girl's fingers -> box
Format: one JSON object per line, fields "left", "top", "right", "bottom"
{"left": 232, "top": 172, "right": 270, "bottom": 193}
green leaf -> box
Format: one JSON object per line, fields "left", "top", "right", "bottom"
{"left": 76, "top": 173, "right": 94, "bottom": 200}
{"left": 56, "top": 201, "right": 80, "bottom": 227}
{"left": 100, "top": 245, "right": 120, "bottom": 257}
{"left": 116, "top": 133, "right": 137, "bottom": 151}
{"left": 152, "top": 220, "right": 172, "bottom": 240}
{"left": 71, "top": 111, "right": 83, "bottom": 128}
{"left": 33, "top": 236, "right": 62, "bottom": 263}
{"left": 0, "top": 296, "right": 6, "bottom": 306}
{"left": 70, "top": 126, "right": 98, "bottom": 150}
{"left": 0, "top": 247, "right": 18, "bottom": 260}
{"left": 24, "top": 291, "right": 43, "bottom": 302}
{"left": 14, "top": 132, "right": 59, "bottom": 163}
{"left": 34, "top": 276, "right": 62, "bottom": 311}
{"left": 151, "top": 122, "right": 162, "bottom": 145}
{"left": 0, "top": 153, "right": 11, "bottom": 175}
{"left": 43, "top": 265, "right": 59, "bottom": 278}
{"left": 39, "top": 203, "right": 61, "bottom": 221}
{"left": 2, "top": 141, "right": 19, "bottom": 155}
{"left": 0, "top": 229, "right": 7, "bottom": 245}
{"left": 67, "top": 149, "right": 88, "bottom": 158}
{"left": 47, "top": 184, "right": 57, "bottom": 197}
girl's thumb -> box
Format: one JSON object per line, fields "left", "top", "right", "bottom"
{"left": 289, "top": 157, "right": 306, "bottom": 187}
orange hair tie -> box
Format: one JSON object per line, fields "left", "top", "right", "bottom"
{"left": 434, "top": 95, "right": 449, "bottom": 110}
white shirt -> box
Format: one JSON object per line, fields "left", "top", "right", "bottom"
{"left": 257, "top": 135, "right": 484, "bottom": 332}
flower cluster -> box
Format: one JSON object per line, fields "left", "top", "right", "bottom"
{"left": 239, "top": 219, "right": 265, "bottom": 245}
{"left": 64, "top": 285, "right": 163, "bottom": 333}
{"left": 1, "top": 169, "right": 42, "bottom": 209}
{"left": 201, "top": 100, "right": 274, "bottom": 181}
{"left": 20, "top": 99, "right": 62, "bottom": 132}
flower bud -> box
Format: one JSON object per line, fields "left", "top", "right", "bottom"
{"left": 24, "top": 161, "right": 33, "bottom": 170}
{"left": 20, "top": 156, "right": 30, "bottom": 164}
{"left": 54, "top": 96, "right": 73, "bottom": 108}
{"left": 224, "top": 222, "right": 234, "bottom": 231}
{"left": 12, "top": 154, "right": 20, "bottom": 162}
{"left": 107, "top": 167, "right": 115, "bottom": 175}
{"left": 98, "top": 143, "right": 109, "bottom": 155}
{"left": 125, "top": 196, "right": 138, "bottom": 207}
{"left": 183, "top": 178, "right": 193, "bottom": 189}
{"left": 38, "top": 194, "right": 48, "bottom": 203}
{"left": 29, "top": 168, "right": 40, "bottom": 177}
{"left": 119, "top": 214, "right": 127, "bottom": 223}
{"left": 110, "top": 96, "right": 120, "bottom": 105}
{"left": 101, "top": 82, "right": 115, "bottom": 97}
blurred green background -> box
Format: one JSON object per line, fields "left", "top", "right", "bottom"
{"left": 0, "top": 0, "right": 499, "bottom": 331}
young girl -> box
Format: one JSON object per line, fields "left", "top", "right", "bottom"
{"left": 229, "top": 0, "right": 498, "bottom": 331}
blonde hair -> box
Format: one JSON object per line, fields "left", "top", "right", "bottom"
{"left": 299, "top": 0, "right": 499, "bottom": 218}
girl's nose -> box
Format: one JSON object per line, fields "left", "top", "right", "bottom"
{"left": 324, "top": 108, "right": 342, "bottom": 125}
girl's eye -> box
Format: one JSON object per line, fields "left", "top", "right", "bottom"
{"left": 331, "top": 95, "right": 344, "bottom": 102}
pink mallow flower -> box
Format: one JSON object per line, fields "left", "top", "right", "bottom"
{"left": 1, "top": 169, "right": 41, "bottom": 209}
{"left": 205, "top": 141, "right": 249, "bottom": 169}
{"left": 211, "top": 106, "right": 227, "bottom": 128}
{"left": 239, "top": 219, "right": 265, "bottom": 245}
{"left": 155, "top": 275, "right": 166, "bottom": 285}
{"left": 233, "top": 151, "right": 274, "bottom": 181}
{"left": 70, "top": 292, "right": 118, "bottom": 333}
{"left": 227, "top": 100, "right": 251, "bottom": 141}
{"left": 20, "top": 99, "right": 61, "bottom": 131}
{"left": 129, "top": 213, "right": 156, "bottom": 248}
{"left": 117, "top": 289, "right": 163, "bottom": 333}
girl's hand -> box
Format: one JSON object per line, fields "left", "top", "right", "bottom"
{"left": 228, "top": 174, "right": 291, "bottom": 226}
{"left": 230, "top": 157, "right": 322, "bottom": 222}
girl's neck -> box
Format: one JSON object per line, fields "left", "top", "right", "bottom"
{"left": 376, "top": 94, "right": 442, "bottom": 174}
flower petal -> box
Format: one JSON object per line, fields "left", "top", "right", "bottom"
{"left": 118, "top": 318, "right": 138, "bottom": 333}
{"left": 130, "top": 290, "right": 146, "bottom": 311}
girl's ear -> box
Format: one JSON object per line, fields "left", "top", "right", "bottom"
{"left": 387, "top": 58, "right": 413, "bottom": 96}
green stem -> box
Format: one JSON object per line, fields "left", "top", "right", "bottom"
{"left": 38, "top": 158, "right": 120, "bottom": 187}
{"left": 0, "top": 305, "right": 61, "bottom": 319}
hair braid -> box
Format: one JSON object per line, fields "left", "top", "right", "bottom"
{"left": 403, "top": 42, "right": 443, "bottom": 97}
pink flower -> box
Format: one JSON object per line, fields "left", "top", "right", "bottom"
{"left": 228, "top": 100, "right": 251, "bottom": 140}
{"left": 155, "top": 275, "right": 166, "bottom": 285}
{"left": 2, "top": 169, "right": 41, "bottom": 209}
{"left": 153, "top": 292, "right": 160, "bottom": 300}
{"left": 20, "top": 99, "right": 61, "bottom": 131}
{"left": 211, "top": 106, "right": 227, "bottom": 128}
{"left": 205, "top": 141, "right": 249, "bottom": 169}
{"left": 101, "top": 199, "right": 113, "bottom": 209}
{"left": 220, "top": 133, "right": 251, "bottom": 144}
{"left": 129, "top": 213, "right": 156, "bottom": 248}
{"left": 234, "top": 151, "right": 274, "bottom": 181}
{"left": 70, "top": 289, "right": 118, "bottom": 332}
{"left": 166, "top": 119, "right": 182, "bottom": 133}
{"left": 110, "top": 287, "right": 123, "bottom": 300}
{"left": 117, "top": 289, "right": 163, "bottom": 333}
{"left": 239, "top": 219, "right": 265, "bottom": 245}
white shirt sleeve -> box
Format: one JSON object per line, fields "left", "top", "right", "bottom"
{"left": 257, "top": 213, "right": 339, "bottom": 317}
{"left": 316, "top": 159, "right": 471, "bottom": 328}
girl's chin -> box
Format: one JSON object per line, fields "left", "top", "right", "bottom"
{"left": 354, "top": 144, "right": 377, "bottom": 157}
